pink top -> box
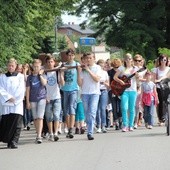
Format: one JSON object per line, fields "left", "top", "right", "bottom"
{"left": 142, "top": 92, "right": 158, "bottom": 106}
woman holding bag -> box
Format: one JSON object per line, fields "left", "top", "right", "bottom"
{"left": 152, "top": 54, "right": 170, "bottom": 125}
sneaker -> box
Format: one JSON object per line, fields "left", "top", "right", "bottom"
{"left": 102, "top": 127, "right": 107, "bottom": 133}
{"left": 66, "top": 132, "right": 74, "bottom": 138}
{"left": 23, "top": 127, "right": 27, "bottom": 131}
{"left": 80, "top": 127, "right": 85, "bottom": 134}
{"left": 115, "top": 123, "right": 120, "bottom": 130}
{"left": 36, "top": 137, "right": 42, "bottom": 144}
{"left": 129, "top": 127, "right": 134, "bottom": 131}
{"left": 27, "top": 126, "right": 30, "bottom": 131}
{"left": 64, "top": 128, "right": 68, "bottom": 134}
{"left": 159, "top": 122, "right": 164, "bottom": 126}
{"left": 145, "top": 123, "right": 148, "bottom": 129}
{"left": 58, "top": 127, "right": 62, "bottom": 134}
{"left": 87, "top": 134, "right": 94, "bottom": 140}
{"left": 134, "top": 124, "right": 138, "bottom": 129}
{"left": 122, "top": 127, "right": 128, "bottom": 132}
{"left": 69, "top": 131, "right": 74, "bottom": 138}
{"left": 48, "top": 134, "right": 54, "bottom": 141}
{"left": 54, "top": 135, "right": 59, "bottom": 141}
{"left": 42, "top": 132, "right": 49, "bottom": 139}
{"left": 148, "top": 125, "right": 153, "bottom": 129}
{"left": 75, "top": 128, "right": 80, "bottom": 134}
{"left": 96, "top": 128, "right": 101, "bottom": 133}
{"left": 58, "top": 129, "right": 62, "bottom": 135}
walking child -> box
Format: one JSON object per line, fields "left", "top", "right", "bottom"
{"left": 141, "top": 71, "right": 159, "bottom": 129}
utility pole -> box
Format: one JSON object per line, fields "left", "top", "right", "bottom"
{"left": 54, "top": 16, "right": 58, "bottom": 52}
{"left": 53, "top": 16, "right": 60, "bottom": 61}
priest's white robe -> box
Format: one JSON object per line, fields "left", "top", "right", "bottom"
{"left": 0, "top": 73, "right": 25, "bottom": 116}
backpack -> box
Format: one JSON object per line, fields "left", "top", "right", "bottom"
{"left": 159, "top": 78, "right": 170, "bottom": 102}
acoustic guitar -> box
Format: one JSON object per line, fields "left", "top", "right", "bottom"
{"left": 111, "top": 67, "right": 146, "bottom": 96}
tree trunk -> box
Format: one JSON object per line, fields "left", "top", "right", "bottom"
{"left": 165, "top": 1, "right": 170, "bottom": 48}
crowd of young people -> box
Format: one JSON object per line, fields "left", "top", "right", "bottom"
{"left": 0, "top": 49, "right": 170, "bottom": 149}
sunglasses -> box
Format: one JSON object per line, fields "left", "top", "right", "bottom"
{"left": 134, "top": 60, "right": 142, "bottom": 62}
{"left": 161, "top": 58, "right": 167, "bottom": 62}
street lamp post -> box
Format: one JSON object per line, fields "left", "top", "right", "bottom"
{"left": 54, "top": 16, "right": 58, "bottom": 52}
{"left": 53, "top": 16, "right": 61, "bottom": 61}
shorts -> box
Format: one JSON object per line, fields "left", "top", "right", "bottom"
{"left": 45, "top": 99, "right": 61, "bottom": 122}
{"left": 63, "top": 90, "right": 78, "bottom": 116}
{"left": 30, "top": 99, "right": 46, "bottom": 119}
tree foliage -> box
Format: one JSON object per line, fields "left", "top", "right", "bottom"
{"left": 74, "top": 0, "right": 170, "bottom": 60}
{"left": 158, "top": 47, "right": 170, "bottom": 57}
{"left": 0, "top": 0, "right": 77, "bottom": 68}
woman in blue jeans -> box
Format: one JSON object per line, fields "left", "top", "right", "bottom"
{"left": 114, "top": 53, "right": 139, "bottom": 132}
{"left": 96, "top": 59, "right": 109, "bottom": 133}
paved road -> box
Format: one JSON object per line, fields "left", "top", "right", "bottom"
{"left": 0, "top": 123, "right": 170, "bottom": 170}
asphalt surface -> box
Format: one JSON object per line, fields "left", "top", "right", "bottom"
{"left": 0, "top": 121, "right": 170, "bottom": 170}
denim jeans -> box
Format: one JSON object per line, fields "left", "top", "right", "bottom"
{"left": 96, "top": 90, "right": 108, "bottom": 127}
{"left": 121, "top": 91, "right": 137, "bottom": 128}
{"left": 23, "top": 109, "right": 32, "bottom": 126}
{"left": 143, "top": 101, "right": 154, "bottom": 126}
{"left": 63, "top": 90, "right": 78, "bottom": 116}
{"left": 108, "top": 90, "right": 122, "bottom": 123}
{"left": 45, "top": 99, "right": 62, "bottom": 122}
{"left": 82, "top": 94, "right": 100, "bottom": 135}
{"left": 23, "top": 100, "right": 32, "bottom": 127}
{"left": 75, "top": 101, "right": 85, "bottom": 122}
{"left": 157, "top": 88, "right": 166, "bottom": 122}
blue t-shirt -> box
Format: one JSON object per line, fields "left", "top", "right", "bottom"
{"left": 61, "top": 61, "right": 79, "bottom": 92}
{"left": 26, "top": 74, "right": 47, "bottom": 102}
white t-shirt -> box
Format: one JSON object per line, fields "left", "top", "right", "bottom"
{"left": 151, "top": 67, "right": 170, "bottom": 88}
{"left": 118, "top": 65, "right": 138, "bottom": 91}
{"left": 80, "top": 64, "right": 102, "bottom": 94}
{"left": 152, "top": 67, "right": 170, "bottom": 79}
{"left": 46, "top": 71, "right": 61, "bottom": 100}
{"left": 141, "top": 81, "right": 156, "bottom": 100}
{"left": 100, "top": 69, "right": 109, "bottom": 90}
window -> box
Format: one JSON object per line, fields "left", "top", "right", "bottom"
{"left": 67, "top": 29, "right": 72, "bottom": 35}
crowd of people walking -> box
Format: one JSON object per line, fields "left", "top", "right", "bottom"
{"left": 0, "top": 49, "right": 170, "bottom": 149}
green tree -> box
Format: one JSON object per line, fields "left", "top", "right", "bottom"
{"left": 74, "top": 0, "right": 170, "bottom": 60}
{"left": 158, "top": 47, "right": 170, "bottom": 57}
{"left": 57, "top": 34, "right": 68, "bottom": 51}
{"left": 0, "top": 0, "right": 77, "bottom": 68}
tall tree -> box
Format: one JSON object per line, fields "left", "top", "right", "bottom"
{"left": 0, "top": 0, "right": 77, "bottom": 68}
{"left": 75, "top": 0, "right": 170, "bottom": 60}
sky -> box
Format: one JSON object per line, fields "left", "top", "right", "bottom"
{"left": 61, "top": 14, "right": 87, "bottom": 24}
